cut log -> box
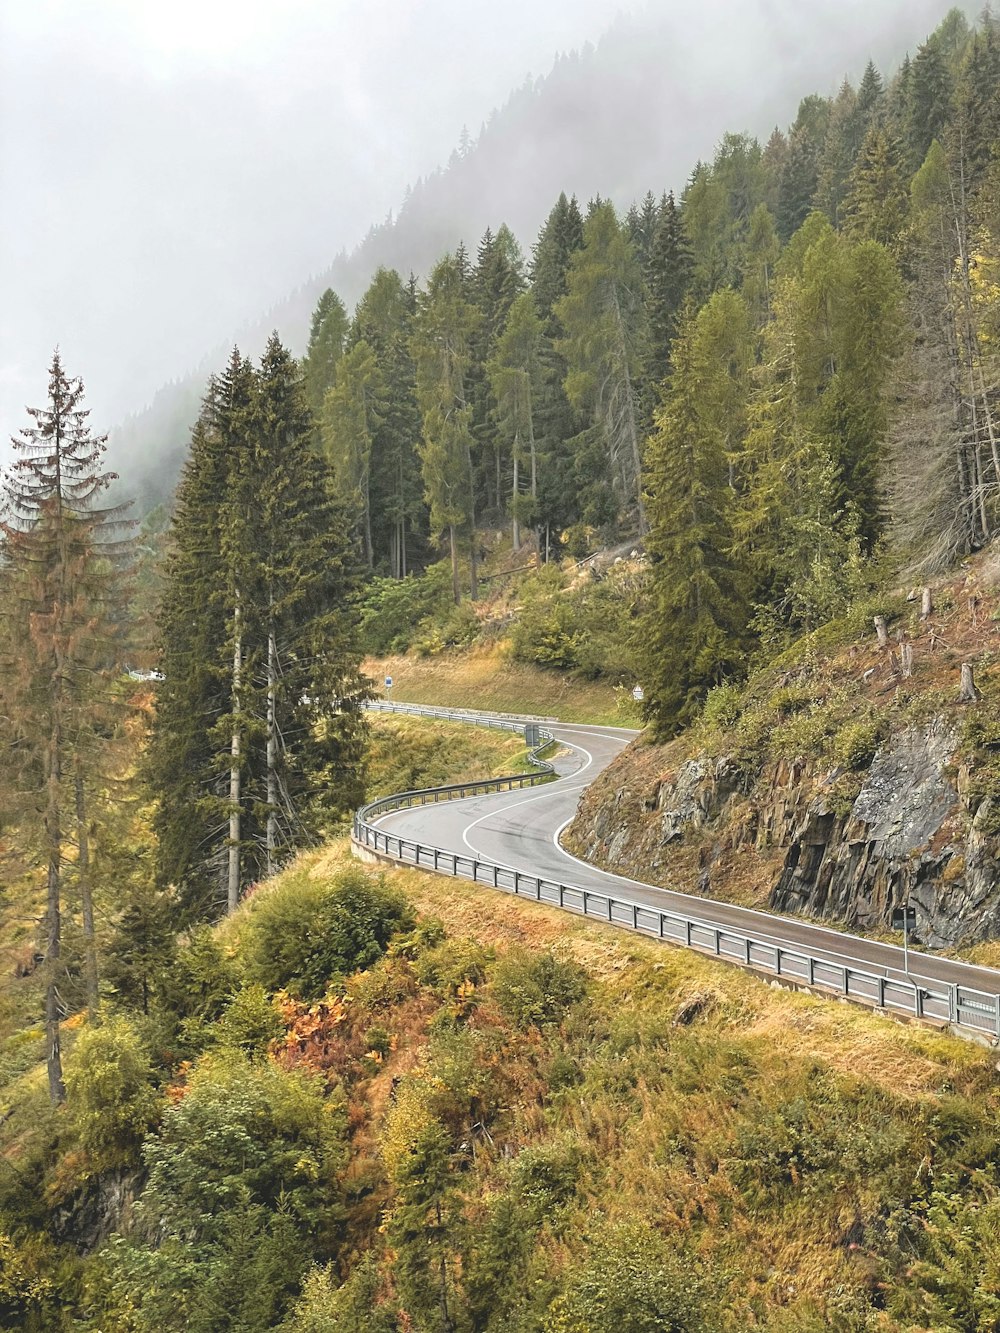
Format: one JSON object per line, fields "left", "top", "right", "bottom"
{"left": 959, "top": 663, "right": 981, "bottom": 703}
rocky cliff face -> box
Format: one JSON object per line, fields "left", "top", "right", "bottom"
{"left": 569, "top": 717, "right": 1000, "bottom": 948}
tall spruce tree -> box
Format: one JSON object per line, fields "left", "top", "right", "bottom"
{"left": 151, "top": 340, "right": 368, "bottom": 915}
{"left": 352, "top": 267, "right": 426, "bottom": 576}
{"left": 555, "top": 201, "right": 648, "bottom": 534}
{"left": 647, "top": 191, "right": 694, "bottom": 376}
{"left": 0, "top": 353, "right": 131, "bottom": 1102}
{"left": 302, "top": 289, "right": 350, "bottom": 426}
{"left": 411, "top": 255, "right": 481, "bottom": 601}
{"left": 638, "top": 293, "right": 752, "bottom": 732}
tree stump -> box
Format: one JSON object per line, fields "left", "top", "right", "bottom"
{"left": 874, "top": 615, "right": 889, "bottom": 648}
{"left": 920, "top": 586, "right": 933, "bottom": 620}
{"left": 900, "top": 643, "right": 913, "bottom": 679}
{"left": 959, "top": 663, "right": 981, "bottom": 703}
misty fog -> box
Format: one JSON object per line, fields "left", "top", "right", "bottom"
{"left": 0, "top": 0, "right": 976, "bottom": 470}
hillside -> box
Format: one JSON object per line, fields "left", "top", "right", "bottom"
{"left": 566, "top": 548, "right": 1000, "bottom": 956}
{"left": 4, "top": 831, "right": 1000, "bottom": 1331}
{"left": 107, "top": 0, "right": 955, "bottom": 512}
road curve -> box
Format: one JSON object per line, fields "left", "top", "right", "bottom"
{"left": 368, "top": 712, "right": 1000, "bottom": 1034}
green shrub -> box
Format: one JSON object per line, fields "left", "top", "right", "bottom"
{"left": 551, "top": 1221, "right": 712, "bottom": 1332}
{"left": 139, "top": 1052, "right": 346, "bottom": 1244}
{"left": 246, "top": 866, "right": 414, "bottom": 1000}
{"left": 831, "top": 717, "right": 885, "bottom": 771}
{"left": 358, "top": 564, "right": 453, "bottom": 655}
{"left": 491, "top": 950, "right": 586, "bottom": 1028}
{"left": 65, "top": 1014, "right": 160, "bottom": 1170}
{"left": 214, "top": 985, "right": 284, "bottom": 1058}
{"left": 701, "top": 682, "right": 744, "bottom": 731}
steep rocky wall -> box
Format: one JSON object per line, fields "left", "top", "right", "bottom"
{"left": 568, "top": 718, "right": 1000, "bottom": 948}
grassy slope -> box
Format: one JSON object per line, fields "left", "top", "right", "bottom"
{"left": 280, "top": 839, "right": 1000, "bottom": 1325}
{"left": 366, "top": 645, "right": 638, "bottom": 726}
{"left": 366, "top": 711, "right": 536, "bottom": 795}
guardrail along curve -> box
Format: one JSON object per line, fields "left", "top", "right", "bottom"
{"left": 354, "top": 702, "right": 1000, "bottom": 1042}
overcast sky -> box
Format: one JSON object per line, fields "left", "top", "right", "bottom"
{"left": 0, "top": 0, "right": 966, "bottom": 454}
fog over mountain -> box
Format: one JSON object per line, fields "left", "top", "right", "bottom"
{"left": 1, "top": 0, "right": 974, "bottom": 495}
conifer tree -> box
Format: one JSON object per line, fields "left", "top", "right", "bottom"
{"left": 0, "top": 353, "right": 131, "bottom": 1102}
{"left": 411, "top": 256, "right": 481, "bottom": 601}
{"left": 906, "top": 38, "right": 954, "bottom": 172}
{"left": 471, "top": 224, "right": 526, "bottom": 517}
{"left": 487, "top": 291, "right": 545, "bottom": 548}
{"left": 322, "top": 339, "right": 386, "bottom": 568}
{"left": 302, "top": 289, "right": 349, "bottom": 425}
{"left": 151, "top": 340, "right": 368, "bottom": 915}
{"left": 530, "top": 194, "right": 585, "bottom": 549}
{"left": 638, "top": 293, "right": 752, "bottom": 732}
{"left": 647, "top": 191, "right": 694, "bottom": 376}
{"left": 352, "top": 267, "right": 425, "bottom": 576}
{"left": 844, "top": 126, "right": 908, "bottom": 256}
{"left": 555, "top": 202, "right": 648, "bottom": 533}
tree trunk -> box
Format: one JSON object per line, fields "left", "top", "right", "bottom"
{"left": 45, "top": 708, "right": 65, "bottom": 1105}
{"left": 227, "top": 597, "right": 242, "bottom": 913}
{"left": 265, "top": 609, "right": 278, "bottom": 879}
{"left": 469, "top": 531, "right": 478, "bottom": 601}
{"left": 960, "top": 662, "right": 980, "bottom": 702}
{"left": 512, "top": 453, "right": 520, "bottom": 551}
{"left": 449, "top": 525, "right": 460, "bottom": 604}
{"left": 75, "top": 765, "right": 98, "bottom": 1014}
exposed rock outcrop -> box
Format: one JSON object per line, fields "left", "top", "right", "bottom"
{"left": 569, "top": 717, "right": 1000, "bottom": 948}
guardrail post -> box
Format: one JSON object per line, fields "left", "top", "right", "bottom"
{"left": 775, "top": 947, "right": 781, "bottom": 976}
{"left": 433, "top": 848, "right": 439, "bottom": 871}
{"left": 558, "top": 884, "right": 564, "bottom": 907}
{"left": 744, "top": 938, "right": 751, "bottom": 965}
{"left": 808, "top": 957, "right": 815, "bottom": 986}
{"left": 915, "top": 985, "right": 924, "bottom": 1019}
{"left": 877, "top": 976, "right": 886, "bottom": 1009}
{"left": 995, "top": 993, "right": 1000, "bottom": 1038}
{"left": 658, "top": 914, "right": 664, "bottom": 939}
{"left": 949, "top": 985, "right": 958, "bottom": 1024}
{"left": 843, "top": 967, "right": 850, "bottom": 995}
{"left": 608, "top": 897, "right": 613, "bottom": 922}
{"left": 714, "top": 928, "right": 721, "bottom": 956}
{"left": 685, "top": 920, "right": 692, "bottom": 946}
{"left": 632, "top": 904, "right": 639, "bottom": 930}
{"left": 493, "top": 865, "right": 498, "bottom": 887}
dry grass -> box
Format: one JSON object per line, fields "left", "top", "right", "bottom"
{"left": 365, "top": 645, "right": 637, "bottom": 726}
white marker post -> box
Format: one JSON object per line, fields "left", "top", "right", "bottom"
{"left": 384, "top": 675, "right": 393, "bottom": 697}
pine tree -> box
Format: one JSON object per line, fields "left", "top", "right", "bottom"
{"left": 0, "top": 353, "right": 131, "bottom": 1102}
{"left": 302, "top": 289, "right": 349, "bottom": 425}
{"left": 471, "top": 224, "right": 526, "bottom": 517}
{"left": 322, "top": 339, "right": 386, "bottom": 569}
{"left": 555, "top": 202, "right": 648, "bottom": 533}
{"left": 487, "top": 291, "right": 545, "bottom": 548}
{"left": 814, "top": 79, "right": 861, "bottom": 225}
{"left": 352, "top": 267, "right": 426, "bottom": 577}
{"left": 529, "top": 194, "right": 585, "bottom": 549}
{"left": 411, "top": 255, "right": 481, "bottom": 601}
{"left": 906, "top": 38, "right": 954, "bottom": 172}
{"left": 151, "top": 341, "right": 368, "bottom": 914}
{"left": 638, "top": 293, "right": 752, "bottom": 732}
{"left": 647, "top": 191, "right": 694, "bottom": 376}
{"left": 844, "top": 126, "right": 908, "bottom": 256}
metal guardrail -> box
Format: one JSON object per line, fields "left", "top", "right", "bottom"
{"left": 355, "top": 703, "right": 1000, "bottom": 1041}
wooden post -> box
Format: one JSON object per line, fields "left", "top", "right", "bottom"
{"left": 874, "top": 616, "right": 889, "bottom": 648}
{"left": 960, "top": 663, "right": 981, "bottom": 703}
{"left": 921, "top": 586, "right": 933, "bottom": 620}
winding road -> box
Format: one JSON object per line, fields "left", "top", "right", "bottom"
{"left": 359, "top": 708, "right": 1000, "bottom": 1040}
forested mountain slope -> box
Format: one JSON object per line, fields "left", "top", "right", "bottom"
{"left": 110, "top": 0, "right": 959, "bottom": 511}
